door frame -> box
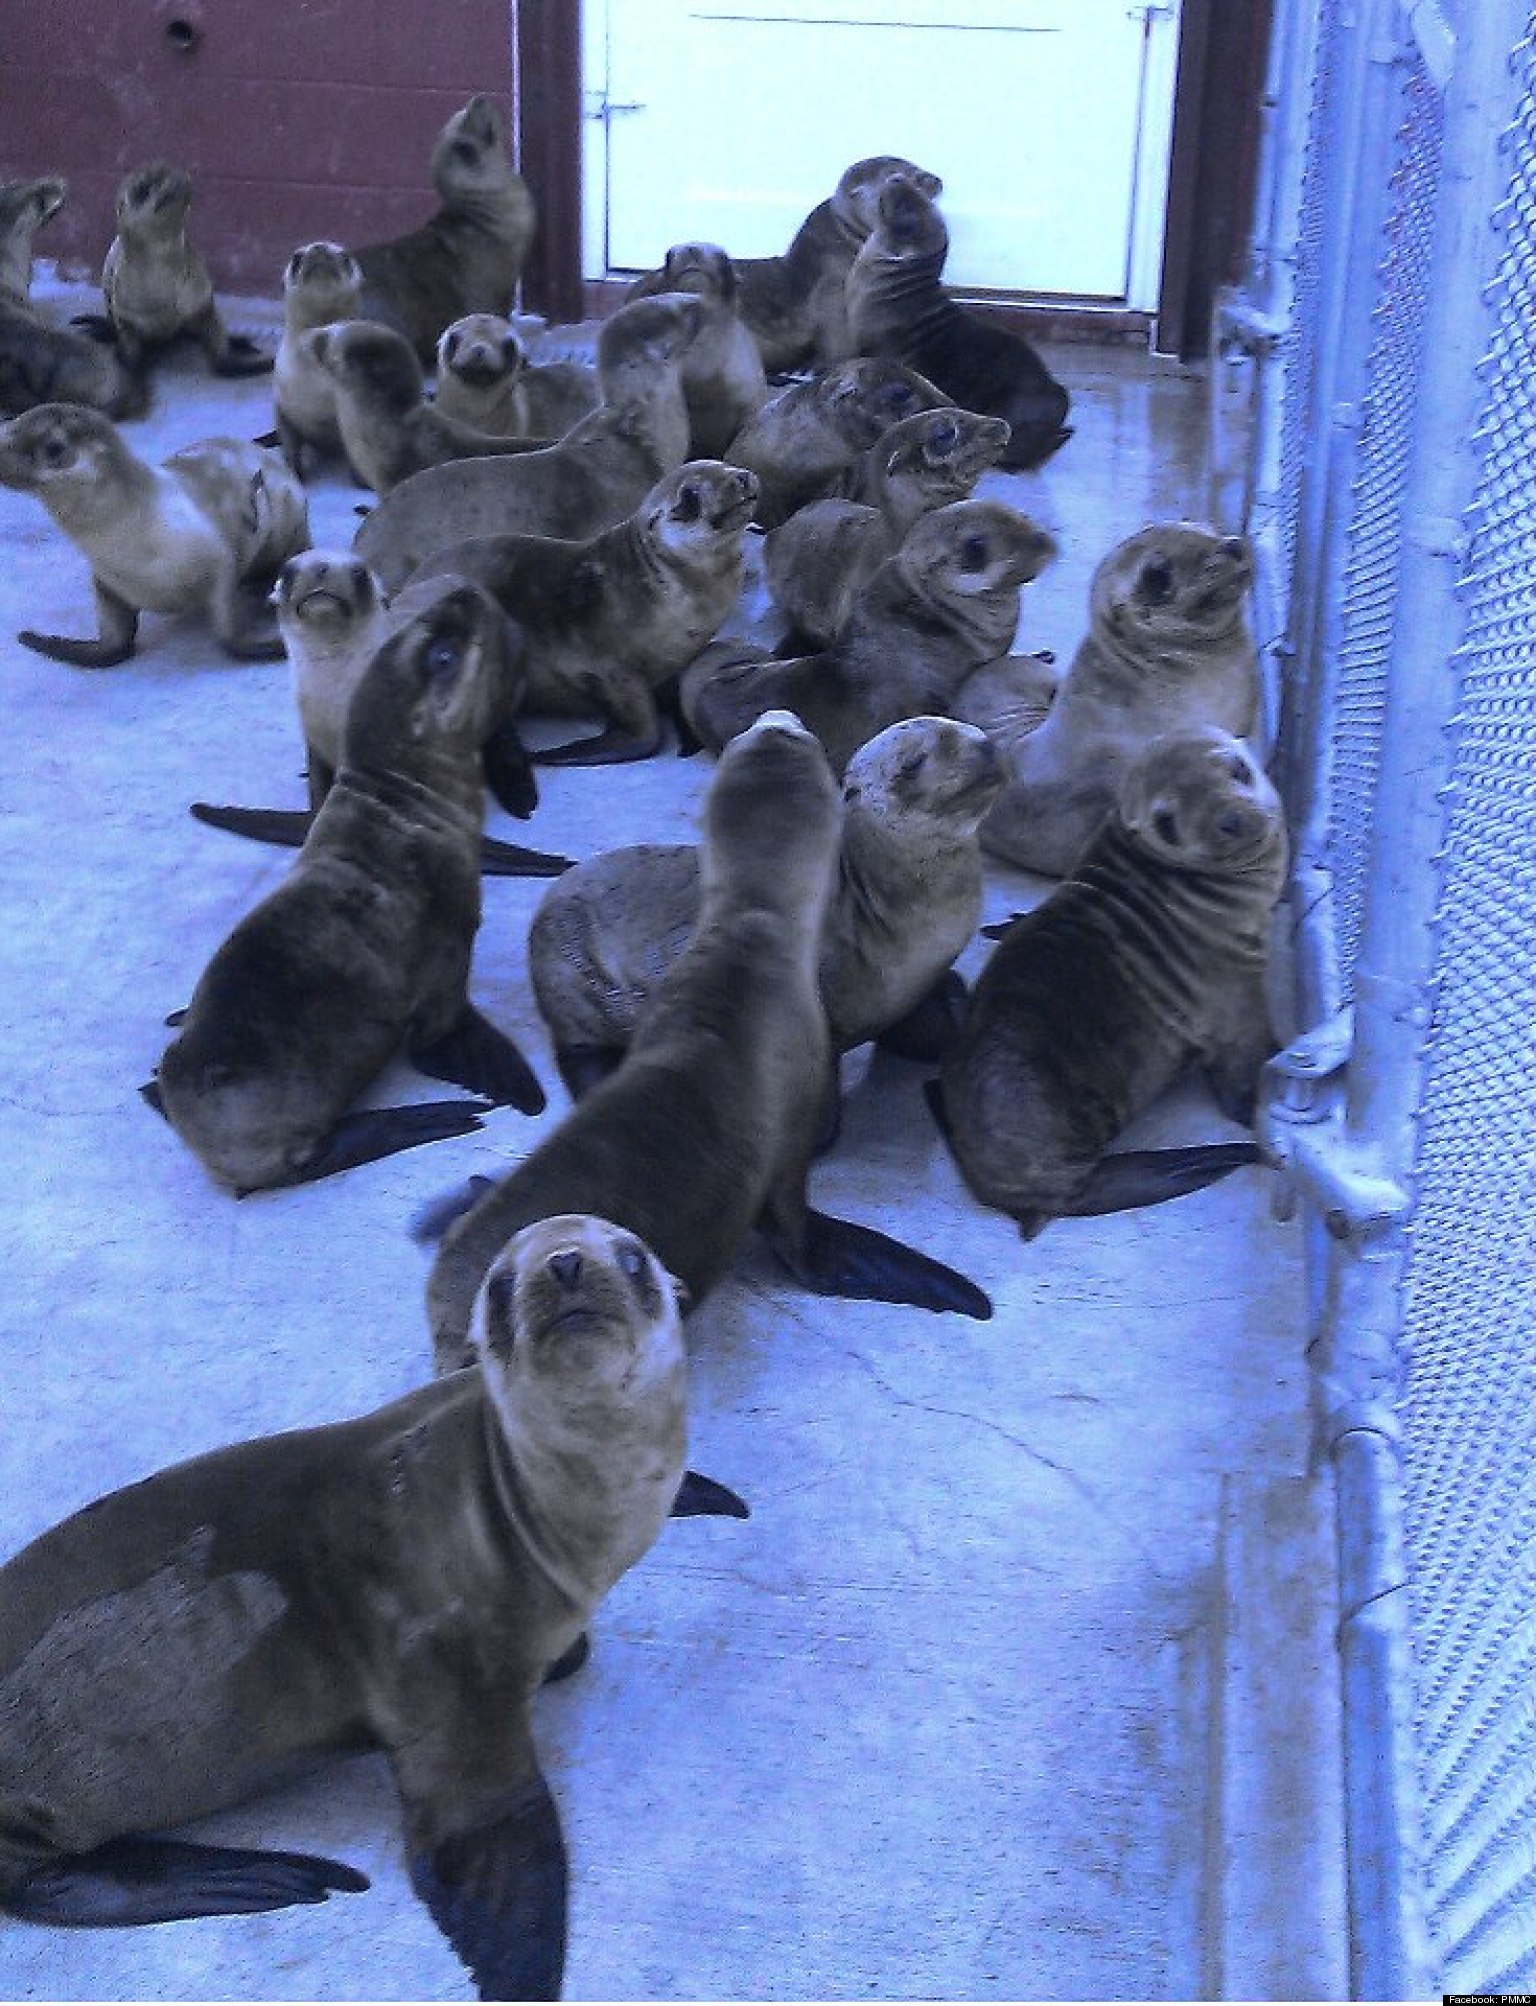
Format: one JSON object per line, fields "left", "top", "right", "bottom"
{"left": 513, "top": 0, "right": 1264, "bottom": 355}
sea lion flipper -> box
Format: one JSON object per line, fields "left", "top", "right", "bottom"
{"left": 776, "top": 1206, "right": 992, "bottom": 1320}
{"left": 482, "top": 723, "right": 540, "bottom": 820}
{"left": 403, "top": 1765, "right": 567, "bottom": 2003}
{"left": 553, "top": 1042, "right": 626, "bottom": 1100}
{"left": 411, "top": 1005, "right": 546, "bottom": 1116}
{"left": 188, "top": 801, "right": 314, "bottom": 848}
{"left": 478, "top": 836, "right": 575, "bottom": 879}
{"left": 19, "top": 579, "right": 138, "bottom": 668}
{"left": 4, "top": 1835, "right": 368, "bottom": 1926}
{"left": 874, "top": 969, "right": 969, "bottom": 1063}
{"left": 671, "top": 1469, "right": 751, "bottom": 1519}
{"left": 274, "top": 1098, "right": 494, "bottom": 1189}
{"left": 1057, "top": 1141, "right": 1261, "bottom": 1221}
{"left": 532, "top": 722, "right": 664, "bottom": 767}
{"left": 409, "top": 1172, "right": 497, "bottom": 1246}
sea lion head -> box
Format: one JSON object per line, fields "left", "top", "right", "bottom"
{"left": 1092, "top": 523, "right": 1255, "bottom": 655}
{"left": 833, "top": 156, "right": 944, "bottom": 235}
{"left": 273, "top": 548, "right": 384, "bottom": 644}
{"left": 870, "top": 173, "right": 949, "bottom": 260}
{"left": 654, "top": 241, "right": 738, "bottom": 307}
{"left": 0, "top": 176, "right": 68, "bottom": 304}
{"left": 472, "top": 1213, "right": 690, "bottom": 1593}
{"left": 820, "top": 358, "right": 953, "bottom": 448}
{"left": 1117, "top": 726, "right": 1287, "bottom": 878}
{"left": 283, "top": 240, "right": 363, "bottom": 312}
{"left": 341, "top": 576, "right": 509, "bottom": 769}
{"left": 115, "top": 161, "right": 193, "bottom": 232}
{"left": 700, "top": 708, "right": 842, "bottom": 909}
{"left": 595, "top": 291, "right": 704, "bottom": 397}
{"left": 0, "top": 401, "right": 131, "bottom": 503}
{"left": 316, "top": 321, "right": 424, "bottom": 419}
{"left": 881, "top": 406, "right": 1014, "bottom": 504}
{"left": 430, "top": 93, "right": 514, "bottom": 196}
{"left": 644, "top": 460, "right": 760, "bottom": 557}
{"left": 896, "top": 498, "right": 1058, "bottom": 609}
{"left": 844, "top": 715, "right": 1005, "bottom": 836}
{"left": 437, "top": 312, "right": 525, "bottom": 390}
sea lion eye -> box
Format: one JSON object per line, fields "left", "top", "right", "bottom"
{"left": 899, "top": 751, "right": 927, "bottom": 780}
{"left": 618, "top": 1244, "right": 648, "bottom": 1281}
{"left": 484, "top": 1273, "right": 518, "bottom": 1345}
{"left": 1140, "top": 559, "right": 1175, "bottom": 604}
{"left": 41, "top": 433, "right": 70, "bottom": 466}
{"left": 1153, "top": 809, "right": 1181, "bottom": 845}
{"left": 452, "top": 138, "right": 479, "bottom": 164}
{"left": 442, "top": 332, "right": 460, "bottom": 364}
{"left": 930, "top": 419, "right": 960, "bottom": 451}
{"left": 959, "top": 534, "right": 990, "bottom": 571}
{"left": 425, "top": 636, "right": 462, "bottom": 679}
{"left": 673, "top": 485, "right": 703, "bottom": 524}
{"left": 1228, "top": 754, "right": 1251, "bottom": 782}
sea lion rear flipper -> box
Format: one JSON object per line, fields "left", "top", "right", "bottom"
{"left": 19, "top": 580, "right": 138, "bottom": 668}
{"left": 875, "top": 969, "right": 969, "bottom": 1063}
{"left": 3, "top": 1834, "right": 368, "bottom": 1926}
{"left": 398, "top": 1736, "right": 567, "bottom": 2002}
{"left": 188, "top": 801, "right": 313, "bottom": 847}
{"left": 532, "top": 722, "right": 664, "bottom": 767}
{"left": 671, "top": 1469, "right": 751, "bottom": 1519}
{"left": 770, "top": 1206, "right": 992, "bottom": 1320}
{"left": 478, "top": 836, "right": 576, "bottom": 879}
{"left": 1056, "top": 1141, "right": 1261, "bottom": 1222}
{"left": 483, "top": 723, "right": 540, "bottom": 821}
{"left": 409, "top": 1172, "right": 498, "bottom": 1245}
{"left": 411, "top": 1005, "right": 546, "bottom": 1116}
{"left": 270, "top": 1099, "right": 494, "bottom": 1191}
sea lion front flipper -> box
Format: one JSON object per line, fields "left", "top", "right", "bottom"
{"left": 411, "top": 1004, "right": 546, "bottom": 1116}
{"left": 482, "top": 723, "right": 540, "bottom": 821}
{"left": 396, "top": 1725, "right": 567, "bottom": 2003}
{"left": 409, "top": 1172, "right": 497, "bottom": 1246}
{"left": 875, "top": 969, "right": 969, "bottom": 1063}
{"left": 18, "top": 579, "right": 138, "bottom": 668}
{"left": 1055, "top": 1141, "right": 1262, "bottom": 1223}
{"left": 265, "top": 1099, "right": 494, "bottom": 1192}
{"left": 671, "top": 1469, "right": 751, "bottom": 1519}
{"left": 553, "top": 1042, "right": 626, "bottom": 1100}
{"left": 478, "top": 836, "right": 575, "bottom": 879}
{"left": 768, "top": 1205, "right": 993, "bottom": 1320}
{"left": 3, "top": 1834, "right": 368, "bottom": 1926}
{"left": 189, "top": 801, "right": 313, "bottom": 847}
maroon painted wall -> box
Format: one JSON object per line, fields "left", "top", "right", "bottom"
{"left": 0, "top": 1, "right": 514, "bottom": 297}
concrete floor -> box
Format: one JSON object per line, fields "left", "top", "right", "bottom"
{"left": 0, "top": 307, "right": 1331, "bottom": 2001}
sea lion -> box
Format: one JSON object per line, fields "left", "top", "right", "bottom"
{"left": 0, "top": 1211, "right": 741, "bottom": 2000}
{"left": 351, "top": 94, "right": 536, "bottom": 364}
{"left": 271, "top": 240, "right": 365, "bottom": 475}
{"left": 356, "top": 292, "right": 703, "bottom": 592}
{"left": 0, "top": 403, "right": 308, "bottom": 665}
{"left": 150, "top": 581, "right": 545, "bottom": 1194}
{"left": 968, "top": 523, "right": 1261, "bottom": 877}
{"left": 764, "top": 405, "right": 1013, "bottom": 645}
{"left": 928, "top": 727, "right": 1288, "bottom": 1238}
{"left": 730, "top": 155, "right": 944, "bottom": 374}
{"left": 317, "top": 319, "right": 552, "bottom": 494}
{"left": 681, "top": 497, "right": 1057, "bottom": 774}
{"left": 407, "top": 459, "right": 759, "bottom": 764}
{"left": 434, "top": 313, "right": 599, "bottom": 438}
{"left": 424, "top": 710, "right": 990, "bottom": 1373}
{"left": 528, "top": 714, "right": 1006, "bottom": 1097}
{"left": 626, "top": 243, "right": 768, "bottom": 458}
{"left": 723, "top": 355, "right": 952, "bottom": 530}
{"left": 188, "top": 548, "right": 572, "bottom": 877}
{"left": 845, "top": 173, "right": 1072, "bottom": 471}
{"left": 100, "top": 161, "right": 272, "bottom": 377}
{"left": 0, "top": 177, "right": 148, "bottom": 421}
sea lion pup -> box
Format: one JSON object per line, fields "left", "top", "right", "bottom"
{"left": 351, "top": 93, "right": 535, "bottom": 364}
{"left": 271, "top": 239, "right": 365, "bottom": 475}
{"left": 529, "top": 715, "right": 1006, "bottom": 1097}
{"left": 0, "top": 1212, "right": 747, "bottom": 2000}
{"left": 626, "top": 242, "right": 768, "bottom": 457}
{"left": 729, "top": 154, "right": 944, "bottom": 374}
{"left": 0, "top": 177, "right": 149, "bottom": 421}
{"left": 0, "top": 403, "right": 308, "bottom": 666}
{"left": 188, "top": 550, "right": 572, "bottom": 877}
{"left": 434, "top": 312, "right": 599, "bottom": 438}
{"left": 425, "top": 711, "right": 990, "bottom": 1371}
{"left": 407, "top": 459, "right": 759, "bottom": 764}
{"left": 845, "top": 173, "right": 1072, "bottom": 471}
{"left": 971, "top": 523, "right": 1261, "bottom": 877}
{"left": 723, "top": 355, "right": 952, "bottom": 530}
{"left": 355, "top": 292, "right": 703, "bottom": 592}
{"left": 764, "top": 405, "right": 1013, "bottom": 645}
{"left": 928, "top": 727, "right": 1288, "bottom": 1239}
{"left": 681, "top": 497, "right": 1057, "bottom": 775}
{"left": 151, "top": 582, "right": 546, "bottom": 1194}
{"left": 100, "top": 160, "right": 271, "bottom": 377}
{"left": 317, "top": 319, "right": 554, "bottom": 494}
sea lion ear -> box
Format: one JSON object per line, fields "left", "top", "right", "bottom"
{"left": 668, "top": 1271, "right": 692, "bottom": 1313}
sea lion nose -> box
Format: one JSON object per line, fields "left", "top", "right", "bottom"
{"left": 549, "top": 1250, "right": 583, "bottom": 1290}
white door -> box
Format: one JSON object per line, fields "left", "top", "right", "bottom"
{"left": 582, "top": 0, "right": 1181, "bottom": 310}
